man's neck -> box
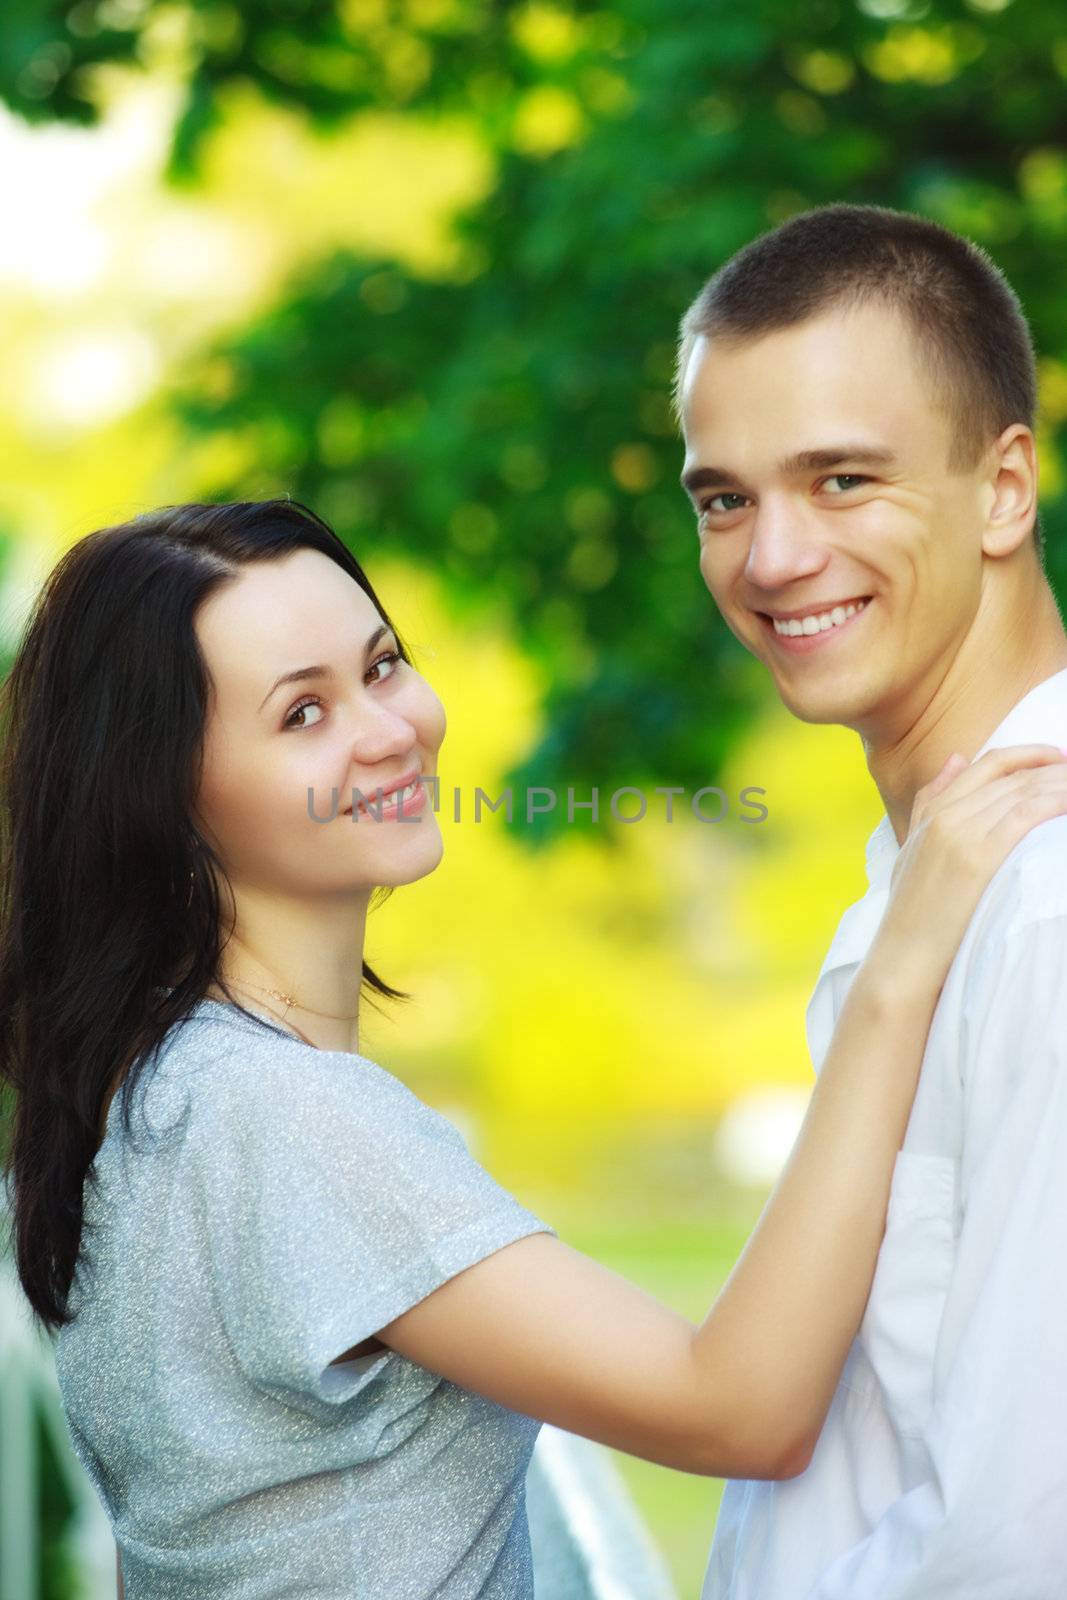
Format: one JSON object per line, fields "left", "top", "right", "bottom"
{"left": 867, "top": 576, "right": 1067, "bottom": 847}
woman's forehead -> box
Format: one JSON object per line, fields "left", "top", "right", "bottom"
{"left": 196, "top": 553, "right": 382, "bottom": 705}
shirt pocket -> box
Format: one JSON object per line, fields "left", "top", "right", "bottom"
{"left": 857, "top": 1150, "right": 958, "bottom": 1440}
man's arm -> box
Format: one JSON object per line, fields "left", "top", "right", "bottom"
{"left": 807, "top": 908, "right": 1067, "bottom": 1597}
{"left": 116, "top": 1543, "right": 124, "bottom": 1599}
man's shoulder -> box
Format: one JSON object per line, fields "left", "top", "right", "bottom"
{"left": 943, "top": 815, "right": 1067, "bottom": 1112}
{"left": 976, "top": 810, "right": 1067, "bottom": 932}
{"left": 951, "top": 812, "right": 1067, "bottom": 1003}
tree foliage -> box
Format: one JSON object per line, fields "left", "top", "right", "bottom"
{"left": 5, "top": 0, "right": 1067, "bottom": 840}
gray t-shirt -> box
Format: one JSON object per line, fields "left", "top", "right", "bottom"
{"left": 54, "top": 997, "right": 557, "bottom": 1598}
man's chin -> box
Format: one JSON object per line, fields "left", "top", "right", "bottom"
{"left": 740, "top": 626, "right": 877, "bottom": 728}
{"left": 769, "top": 673, "right": 869, "bottom": 729}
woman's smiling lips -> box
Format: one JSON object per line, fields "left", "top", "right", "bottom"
{"left": 341, "top": 774, "right": 429, "bottom": 820}
{"left": 757, "top": 596, "right": 873, "bottom": 654}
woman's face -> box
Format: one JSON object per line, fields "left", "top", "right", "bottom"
{"left": 193, "top": 547, "right": 446, "bottom": 899}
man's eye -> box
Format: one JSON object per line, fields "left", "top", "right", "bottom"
{"left": 700, "top": 493, "right": 748, "bottom": 516}
{"left": 823, "top": 474, "right": 869, "bottom": 493}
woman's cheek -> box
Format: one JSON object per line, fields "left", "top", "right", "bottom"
{"left": 417, "top": 684, "right": 447, "bottom": 748}
{"left": 303, "top": 752, "right": 348, "bottom": 821}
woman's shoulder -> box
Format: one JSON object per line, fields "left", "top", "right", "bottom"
{"left": 158, "top": 999, "right": 457, "bottom": 1152}
{"left": 160, "top": 1002, "right": 531, "bottom": 1245}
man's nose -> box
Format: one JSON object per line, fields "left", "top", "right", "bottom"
{"left": 742, "top": 496, "right": 828, "bottom": 592}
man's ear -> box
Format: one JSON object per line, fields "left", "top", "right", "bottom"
{"left": 981, "top": 424, "right": 1039, "bottom": 559}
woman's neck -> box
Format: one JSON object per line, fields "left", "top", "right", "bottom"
{"left": 205, "top": 976, "right": 361, "bottom": 1054}
{"left": 208, "top": 899, "right": 369, "bottom": 1053}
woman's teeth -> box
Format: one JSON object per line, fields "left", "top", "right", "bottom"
{"left": 771, "top": 597, "right": 869, "bottom": 637}
{"left": 358, "top": 778, "right": 420, "bottom": 815}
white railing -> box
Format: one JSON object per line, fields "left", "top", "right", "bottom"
{"left": 527, "top": 1424, "right": 679, "bottom": 1599}
{"left": 0, "top": 1243, "right": 115, "bottom": 1600}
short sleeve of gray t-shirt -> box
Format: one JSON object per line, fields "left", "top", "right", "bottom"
{"left": 55, "top": 999, "right": 557, "bottom": 1598}
{"left": 187, "top": 1010, "right": 552, "bottom": 1407}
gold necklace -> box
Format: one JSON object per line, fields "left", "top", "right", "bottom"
{"left": 225, "top": 975, "right": 360, "bottom": 1022}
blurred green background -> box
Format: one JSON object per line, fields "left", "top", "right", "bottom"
{"left": 3, "top": 0, "right": 1067, "bottom": 1594}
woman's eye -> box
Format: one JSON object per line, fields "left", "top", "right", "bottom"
{"left": 823, "top": 474, "right": 868, "bottom": 493}
{"left": 282, "top": 651, "right": 403, "bottom": 730}
{"left": 284, "top": 697, "right": 324, "bottom": 730}
{"left": 367, "top": 649, "right": 402, "bottom": 684}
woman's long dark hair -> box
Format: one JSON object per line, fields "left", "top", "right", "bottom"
{"left": 0, "top": 499, "right": 414, "bottom": 1334}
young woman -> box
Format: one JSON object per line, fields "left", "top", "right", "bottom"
{"left": 3, "top": 498, "right": 1067, "bottom": 1600}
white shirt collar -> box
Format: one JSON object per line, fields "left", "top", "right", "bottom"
{"left": 862, "top": 664, "right": 1067, "bottom": 894}
{"left": 813, "top": 666, "right": 1067, "bottom": 993}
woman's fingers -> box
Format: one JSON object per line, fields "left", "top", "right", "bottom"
{"left": 915, "top": 762, "right": 1067, "bottom": 877}
{"left": 909, "top": 743, "right": 1067, "bottom": 834}
{"left": 907, "top": 751, "right": 967, "bottom": 832}
{"left": 914, "top": 755, "right": 1067, "bottom": 846}
{"left": 957, "top": 760, "right": 1067, "bottom": 856}
{"left": 879, "top": 748, "right": 1067, "bottom": 994}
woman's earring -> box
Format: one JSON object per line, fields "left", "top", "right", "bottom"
{"left": 185, "top": 866, "right": 195, "bottom": 910}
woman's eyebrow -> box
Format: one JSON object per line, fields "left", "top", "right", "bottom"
{"left": 257, "top": 622, "right": 395, "bottom": 712}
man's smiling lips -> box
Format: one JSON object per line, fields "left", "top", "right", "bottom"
{"left": 755, "top": 595, "right": 874, "bottom": 653}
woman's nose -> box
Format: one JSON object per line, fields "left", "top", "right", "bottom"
{"left": 350, "top": 702, "right": 418, "bottom": 765}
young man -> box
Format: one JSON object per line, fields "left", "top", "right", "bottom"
{"left": 676, "top": 203, "right": 1067, "bottom": 1597}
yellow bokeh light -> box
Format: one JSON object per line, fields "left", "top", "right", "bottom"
{"left": 511, "top": 84, "right": 585, "bottom": 157}
{"left": 1039, "top": 358, "right": 1067, "bottom": 426}
{"left": 510, "top": 4, "right": 583, "bottom": 64}
{"left": 1018, "top": 146, "right": 1067, "bottom": 205}
{"left": 788, "top": 48, "right": 856, "bottom": 95}
{"left": 611, "top": 442, "right": 659, "bottom": 493}
{"left": 863, "top": 24, "right": 985, "bottom": 85}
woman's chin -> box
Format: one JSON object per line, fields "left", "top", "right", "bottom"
{"left": 372, "top": 834, "right": 445, "bottom": 888}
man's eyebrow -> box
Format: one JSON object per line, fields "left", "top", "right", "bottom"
{"left": 778, "top": 444, "right": 898, "bottom": 476}
{"left": 680, "top": 444, "right": 898, "bottom": 498}
{"left": 257, "top": 622, "right": 395, "bottom": 712}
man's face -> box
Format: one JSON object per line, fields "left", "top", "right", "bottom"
{"left": 678, "top": 298, "right": 994, "bottom": 738}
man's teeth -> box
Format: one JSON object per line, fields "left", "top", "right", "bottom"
{"left": 358, "top": 778, "right": 420, "bottom": 814}
{"left": 772, "top": 598, "right": 869, "bottom": 638}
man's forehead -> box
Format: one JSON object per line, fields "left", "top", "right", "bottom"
{"left": 679, "top": 314, "right": 942, "bottom": 465}
{"left": 682, "top": 297, "right": 921, "bottom": 387}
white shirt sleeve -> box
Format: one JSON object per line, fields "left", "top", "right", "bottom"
{"left": 807, "top": 909, "right": 1067, "bottom": 1598}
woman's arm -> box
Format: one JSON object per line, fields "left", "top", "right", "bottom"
{"left": 374, "top": 744, "right": 1067, "bottom": 1478}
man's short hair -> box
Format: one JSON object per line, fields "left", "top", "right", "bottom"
{"left": 675, "top": 203, "right": 1042, "bottom": 556}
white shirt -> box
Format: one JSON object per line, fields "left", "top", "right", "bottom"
{"left": 703, "top": 664, "right": 1067, "bottom": 1600}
